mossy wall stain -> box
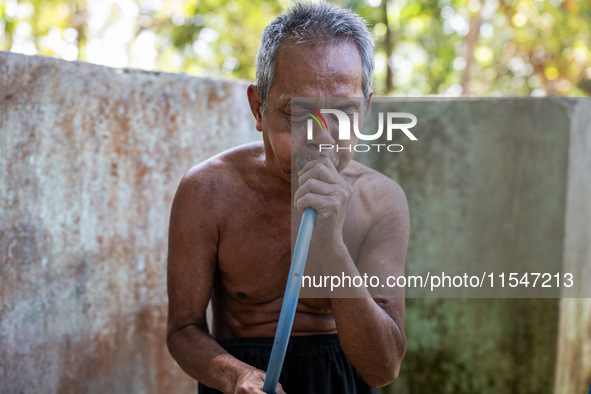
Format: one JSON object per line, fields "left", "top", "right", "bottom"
{"left": 361, "top": 99, "right": 570, "bottom": 394}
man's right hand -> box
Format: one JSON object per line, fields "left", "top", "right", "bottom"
{"left": 233, "top": 369, "right": 286, "bottom": 394}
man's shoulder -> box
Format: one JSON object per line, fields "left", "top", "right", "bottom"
{"left": 344, "top": 160, "right": 404, "bottom": 194}
{"left": 175, "top": 142, "right": 263, "bottom": 203}
{"left": 184, "top": 142, "right": 263, "bottom": 182}
{"left": 343, "top": 160, "right": 407, "bottom": 215}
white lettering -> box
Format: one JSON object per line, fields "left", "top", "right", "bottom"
{"left": 353, "top": 112, "right": 383, "bottom": 140}
{"left": 387, "top": 144, "right": 404, "bottom": 152}
{"left": 387, "top": 113, "right": 418, "bottom": 141}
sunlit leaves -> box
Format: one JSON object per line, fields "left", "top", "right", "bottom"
{"left": 0, "top": 0, "right": 589, "bottom": 96}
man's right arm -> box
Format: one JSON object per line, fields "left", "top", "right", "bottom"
{"left": 166, "top": 167, "right": 283, "bottom": 394}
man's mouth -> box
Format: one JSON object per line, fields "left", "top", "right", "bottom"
{"left": 295, "top": 155, "right": 339, "bottom": 170}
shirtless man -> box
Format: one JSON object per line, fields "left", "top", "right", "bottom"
{"left": 166, "top": 3, "right": 409, "bottom": 393}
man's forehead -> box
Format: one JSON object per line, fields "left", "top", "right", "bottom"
{"left": 274, "top": 40, "right": 362, "bottom": 75}
{"left": 270, "top": 40, "right": 364, "bottom": 104}
{"left": 288, "top": 97, "right": 364, "bottom": 111}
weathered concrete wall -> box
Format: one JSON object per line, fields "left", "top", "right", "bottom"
{"left": 1, "top": 52, "right": 590, "bottom": 394}
{"left": 357, "top": 98, "right": 591, "bottom": 394}
{"left": 0, "top": 52, "right": 259, "bottom": 393}
{"left": 554, "top": 99, "right": 591, "bottom": 394}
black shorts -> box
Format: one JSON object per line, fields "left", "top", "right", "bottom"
{"left": 198, "top": 334, "right": 377, "bottom": 394}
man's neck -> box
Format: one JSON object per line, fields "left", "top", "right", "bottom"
{"left": 255, "top": 157, "right": 292, "bottom": 202}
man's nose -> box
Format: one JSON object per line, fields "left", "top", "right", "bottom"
{"left": 306, "top": 121, "right": 336, "bottom": 147}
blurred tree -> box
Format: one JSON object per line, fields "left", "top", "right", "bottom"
{"left": 1, "top": 0, "right": 589, "bottom": 96}
{"left": 146, "top": 0, "right": 288, "bottom": 80}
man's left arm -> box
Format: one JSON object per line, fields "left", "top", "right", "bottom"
{"left": 294, "top": 159, "right": 409, "bottom": 388}
{"left": 330, "top": 196, "right": 408, "bottom": 387}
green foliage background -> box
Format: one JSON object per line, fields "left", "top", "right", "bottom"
{"left": 1, "top": 0, "right": 590, "bottom": 96}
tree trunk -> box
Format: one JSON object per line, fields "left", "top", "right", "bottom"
{"left": 461, "top": 4, "right": 482, "bottom": 96}
{"left": 382, "top": 0, "right": 394, "bottom": 95}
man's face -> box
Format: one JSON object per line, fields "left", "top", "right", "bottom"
{"left": 260, "top": 40, "right": 368, "bottom": 179}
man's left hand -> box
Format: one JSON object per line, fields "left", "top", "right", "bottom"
{"left": 293, "top": 157, "right": 352, "bottom": 250}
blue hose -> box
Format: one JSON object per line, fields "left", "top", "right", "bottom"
{"left": 262, "top": 207, "right": 316, "bottom": 393}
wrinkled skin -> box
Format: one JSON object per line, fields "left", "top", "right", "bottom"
{"left": 166, "top": 40, "right": 409, "bottom": 393}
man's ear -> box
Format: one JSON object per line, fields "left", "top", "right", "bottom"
{"left": 365, "top": 91, "right": 373, "bottom": 112}
{"left": 247, "top": 84, "right": 263, "bottom": 132}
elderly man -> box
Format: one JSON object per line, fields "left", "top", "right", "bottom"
{"left": 166, "top": 2, "right": 409, "bottom": 393}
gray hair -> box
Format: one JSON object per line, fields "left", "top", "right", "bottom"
{"left": 255, "top": 1, "right": 375, "bottom": 113}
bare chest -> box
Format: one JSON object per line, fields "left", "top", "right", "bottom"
{"left": 216, "top": 196, "right": 369, "bottom": 304}
{"left": 216, "top": 199, "right": 291, "bottom": 302}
